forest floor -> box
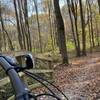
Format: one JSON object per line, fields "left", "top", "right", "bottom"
{"left": 33, "top": 52, "right": 100, "bottom": 100}
{"left": 53, "top": 52, "right": 100, "bottom": 100}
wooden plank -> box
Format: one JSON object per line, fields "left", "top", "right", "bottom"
{"left": 0, "top": 70, "right": 53, "bottom": 87}
{"left": 3, "top": 51, "right": 30, "bottom": 57}
{"left": 29, "top": 69, "right": 53, "bottom": 73}
{"left": 8, "top": 95, "right": 14, "bottom": 100}
{"left": 0, "top": 77, "right": 10, "bottom": 87}
{"left": 35, "top": 55, "right": 53, "bottom": 62}
{"left": 8, "top": 80, "right": 53, "bottom": 100}
{"left": 29, "top": 80, "right": 53, "bottom": 89}
{"left": 0, "top": 73, "right": 24, "bottom": 87}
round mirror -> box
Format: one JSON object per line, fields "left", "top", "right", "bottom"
{"left": 15, "top": 53, "right": 34, "bottom": 69}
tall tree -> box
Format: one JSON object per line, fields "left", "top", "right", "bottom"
{"left": 13, "top": 0, "right": 32, "bottom": 51}
{"left": 79, "top": 0, "right": 86, "bottom": 56}
{"left": 98, "top": 0, "right": 100, "bottom": 14}
{"left": 86, "top": 2, "right": 93, "bottom": 52}
{"left": 23, "top": 0, "right": 32, "bottom": 51}
{"left": 0, "top": 2, "right": 14, "bottom": 50}
{"left": 47, "top": 0, "right": 55, "bottom": 51}
{"left": 88, "top": 0, "right": 95, "bottom": 47}
{"left": 13, "top": 0, "right": 24, "bottom": 50}
{"left": 17, "top": 0, "right": 26, "bottom": 50}
{"left": 70, "top": 0, "right": 81, "bottom": 56}
{"left": 0, "top": 25, "right": 2, "bottom": 51}
{"left": 33, "top": 0, "right": 42, "bottom": 53}
{"left": 53, "top": 0, "right": 69, "bottom": 64}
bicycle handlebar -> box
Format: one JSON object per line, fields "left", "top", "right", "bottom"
{"left": 0, "top": 55, "right": 68, "bottom": 100}
{"left": 0, "top": 57, "right": 30, "bottom": 100}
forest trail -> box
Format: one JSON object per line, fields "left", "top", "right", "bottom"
{"left": 54, "top": 52, "right": 100, "bottom": 100}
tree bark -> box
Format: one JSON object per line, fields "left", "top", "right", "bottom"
{"left": 47, "top": 0, "right": 55, "bottom": 51}
{"left": 79, "top": 0, "right": 86, "bottom": 56}
{"left": 88, "top": 1, "right": 95, "bottom": 47}
{"left": 33, "top": 0, "right": 42, "bottom": 53}
{"left": 53, "top": 0, "right": 69, "bottom": 64}
{"left": 23, "top": 0, "right": 32, "bottom": 51}
{"left": 98, "top": 0, "right": 100, "bottom": 14}
{"left": 70, "top": 0, "right": 81, "bottom": 56}
{"left": 13, "top": 0, "right": 24, "bottom": 50}
{"left": 0, "top": 3, "right": 14, "bottom": 50}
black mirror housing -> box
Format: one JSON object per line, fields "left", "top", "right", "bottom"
{"left": 25, "top": 54, "right": 33, "bottom": 69}
{"left": 15, "top": 53, "right": 34, "bottom": 69}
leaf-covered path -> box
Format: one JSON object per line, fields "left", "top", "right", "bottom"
{"left": 54, "top": 53, "right": 100, "bottom": 100}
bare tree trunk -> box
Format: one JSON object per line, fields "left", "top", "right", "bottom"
{"left": 23, "top": 0, "right": 32, "bottom": 51}
{"left": 86, "top": 0, "right": 93, "bottom": 53}
{"left": 47, "top": 0, "right": 55, "bottom": 51}
{"left": 17, "top": 0, "right": 26, "bottom": 50}
{"left": 79, "top": 0, "right": 86, "bottom": 56}
{"left": 70, "top": 0, "right": 81, "bottom": 56}
{"left": 0, "top": 29, "right": 2, "bottom": 51}
{"left": 88, "top": 1, "right": 95, "bottom": 47}
{"left": 95, "top": 17, "right": 100, "bottom": 46}
{"left": 14, "top": 0, "right": 32, "bottom": 51}
{"left": 18, "top": 0, "right": 30, "bottom": 51}
{"left": 33, "top": 0, "right": 42, "bottom": 53}
{"left": 0, "top": 3, "right": 14, "bottom": 50}
{"left": 53, "top": 0, "right": 69, "bottom": 64}
{"left": 98, "top": 0, "right": 100, "bottom": 14}
{"left": 66, "top": 0, "right": 79, "bottom": 56}
{"left": 13, "top": 0, "right": 24, "bottom": 50}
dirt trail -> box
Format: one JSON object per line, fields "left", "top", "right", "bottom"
{"left": 54, "top": 53, "right": 100, "bottom": 100}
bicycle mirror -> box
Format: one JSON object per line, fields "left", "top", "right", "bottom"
{"left": 15, "top": 53, "right": 34, "bottom": 69}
